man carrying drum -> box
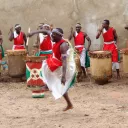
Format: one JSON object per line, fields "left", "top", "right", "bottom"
{"left": 96, "top": 20, "right": 120, "bottom": 78}
{"left": 9, "top": 24, "right": 27, "bottom": 50}
{"left": 68, "top": 23, "right": 91, "bottom": 81}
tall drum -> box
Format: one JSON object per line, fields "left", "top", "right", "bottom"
{"left": 121, "top": 48, "right": 128, "bottom": 73}
{"left": 26, "top": 56, "right": 46, "bottom": 98}
{"left": 7, "top": 50, "right": 27, "bottom": 77}
{"left": 89, "top": 51, "right": 112, "bottom": 85}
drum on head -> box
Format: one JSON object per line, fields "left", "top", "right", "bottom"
{"left": 7, "top": 49, "right": 27, "bottom": 77}
{"left": 89, "top": 51, "right": 112, "bottom": 85}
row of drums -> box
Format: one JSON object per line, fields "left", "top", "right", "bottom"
{"left": 6, "top": 48, "right": 128, "bottom": 86}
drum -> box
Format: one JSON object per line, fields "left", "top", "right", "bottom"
{"left": 120, "top": 48, "right": 128, "bottom": 73}
{"left": 89, "top": 51, "right": 112, "bottom": 85}
{"left": 26, "top": 56, "right": 46, "bottom": 98}
{"left": 7, "top": 49, "right": 27, "bottom": 77}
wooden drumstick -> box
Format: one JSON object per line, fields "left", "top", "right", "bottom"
{"left": 26, "top": 27, "right": 30, "bottom": 46}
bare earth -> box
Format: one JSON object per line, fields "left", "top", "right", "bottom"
{"left": 0, "top": 72, "right": 128, "bottom": 128}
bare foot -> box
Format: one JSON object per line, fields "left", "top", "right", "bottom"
{"left": 63, "top": 105, "right": 73, "bottom": 111}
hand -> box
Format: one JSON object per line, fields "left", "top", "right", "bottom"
{"left": 27, "top": 33, "right": 33, "bottom": 37}
{"left": 71, "top": 27, "right": 73, "bottom": 33}
{"left": 86, "top": 48, "right": 90, "bottom": 51}
{"left": 10, "top": 27, "right": 13, "bottom": 32}
{"left": 61, "top": 76, "right": 66, "bottom": 85}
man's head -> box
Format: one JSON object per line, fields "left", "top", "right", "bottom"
{"left": 43, "top": 24, "right": 50, "bottom": 31}
{"left": 51, "top": 28, "right": 63, "bottom": 42}
{"left": 38, "top": 23, "right": 44, "bottom": 30}
{"left": 15, "top": 24, "right": 21, "bottom": 34}
{"left": 76, "top": 23, "right": 82, "bottom": 33}
{"left": 102, "top": 20, "right": 110, "bottom": 29}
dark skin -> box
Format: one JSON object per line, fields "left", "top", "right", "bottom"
{"left": 9, "top": 27, "right": 27, "bottom": 46}
{"left": 52, "top": 31, "right": 73, "bottom": 111}
{"left": 0, "top": 30, "right": 3, "bottom": 45}
{"left": 68, "top": 26, "right": 91, "bottom": 79}
{"left": 96, "top": 21, "right": 120, "bottom": 78}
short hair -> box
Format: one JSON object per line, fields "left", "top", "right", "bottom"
{"left": 56, "top": 28, "right": 64, "bottom": 34}
{"left": 104, "top": 20, "right": 110, "bottom": 25}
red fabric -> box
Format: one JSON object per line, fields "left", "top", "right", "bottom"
{"left": 46, "top": 39, "right": 66, "bottom": 72}
{"left": 40, "top": 35, "right": 52, "bottom": 51}
{"left": 14, "top": 32, "right": 24, "bottom": 45}
{"left": 14, "top": 45, "right": 25, "bottom": 50}
{"left": 40, "top": 53, "right": 51, "bottom": 58}
{"left": 102, "top": 27, "right": 114, "bottom": 42}
{"left": 74, "top": 31, "right": 85, "bottom": 46}
{"left": 103, "top": 43, "right": 118, "bottom": 62}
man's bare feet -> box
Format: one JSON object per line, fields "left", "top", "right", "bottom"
{"left": 63, "top": 105, "right": 73, "bottom": 111}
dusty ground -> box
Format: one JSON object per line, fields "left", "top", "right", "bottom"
{"left": 0, "top": 70, "right": 128, "bottom": 128}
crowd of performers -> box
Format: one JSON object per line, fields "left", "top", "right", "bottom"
{"left": 0, "top": 19, "right": 127, "bottom": 111}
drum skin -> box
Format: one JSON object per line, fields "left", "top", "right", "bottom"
{"left": 121, "top": 48, "right": 128, "bottom": 73}
{"left": 25, "top": 56, "right": 46, "bottom": 88}
{"left": 7, "top": 50, "right": 27, "bottom": 77}
{"left": 89, "top": 51, "right": 112, "bottom": 85}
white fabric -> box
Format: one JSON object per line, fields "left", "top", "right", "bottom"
{"left": 80, "top": 48, "right": 86, "bottom": 67}
{"left": 104, "top": 41, "right": 114, "bottom": 44}
{"left": 75, "top": 45, "right": 84, "bottom": 48}
{"left": 75, "top": 31, "right": 78, "bottom": 37}
{"left": 42, "top": 48, "right": 76, "bottom": 100}
{"left": 39, "top": 33, "right": 47, "bottom": 44}
{"left": 14, "top": 31, "right": 18, "bottom": 38}
{"left": 12, "top": 45, "right": 25, "bottom": 50}
{"left": 15, "top": 25, "right": 21, "bottom": 29}
{"left": 103, "top": 28, "right": 107, "bottom": 34}
{"left": 112, "top": 62, "right": 119, "bottom": 70}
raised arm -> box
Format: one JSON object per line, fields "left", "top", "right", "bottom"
{"left": 9, "top": 27, "right": 14, "bottom": 41}
{"left": 68, "top": 27, "right": 74, "bottom": 41}
{"left": 96, "top": 27, "right": 103, "bottom": 39}
{"left": 60, "top": 42, "right": 69, "bottom": 85}
{"left": 84, "top": 32, "right": 91, "bottom": 51}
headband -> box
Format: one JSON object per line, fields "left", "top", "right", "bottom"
{"left": 52, "top": 29, "right": 63, "bottom": 36}
{"left": 76, "top": 24, "right": 81, "bottom": 27}
{"left": 43, "top": 24, "right": 50, "bottom": 28}
{"left": 15, "top": 25, "right": 21, "bottom": 29}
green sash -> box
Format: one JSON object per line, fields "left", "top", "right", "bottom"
{"left": 0, "top": 45, "right": 4, "bottom": 58}
{"left": 85, "top": 51, "right": 90, "bottom": 68}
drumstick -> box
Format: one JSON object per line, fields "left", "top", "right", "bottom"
{"left": 26, "top": 27, "right": 30, "bottom": 46}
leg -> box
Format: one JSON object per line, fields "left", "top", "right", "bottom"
{"left": 63, "top": 92, "right": 73, "bottom": 111}
{"left": 115, "top": 62, "right": 120, "bottom": 79}
{"left": 81, "top": 66, "right": 87, "bottom": 77}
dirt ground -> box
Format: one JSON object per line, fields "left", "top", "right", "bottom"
{"left": 0, "top": 69, "right": 128, "bottom": 128}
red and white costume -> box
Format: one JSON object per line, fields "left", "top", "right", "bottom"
{"left": 74, "top": 31, "right": 86, "bottom": 67}
{"left": 102, "top": 27, "right": 119, "bottom": 69}
{"left": 13, "top": 31, "right": 25, "bottom": 50}
{"left": 39, "top": 33, "right": 52, "bottom": 58}
{"left": 42, "top": 39, "right": 76, "bottom": 99}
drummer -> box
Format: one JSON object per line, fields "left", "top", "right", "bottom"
{"left": 96, "top": 19, "right": 120, "bottom": 78}
{"left": 68, "top": 23, "right": 91, "bottom": 80}
{"left": 28, "top": 23, "right": 52, "bottom": 58}
{"left": 9, "top": 24, "right": 27, "bottom": 50}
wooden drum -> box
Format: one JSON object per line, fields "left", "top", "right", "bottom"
{"left": 26, "top": 56, "right": 46, "bottom": 98}
{"left": 89, "top": 51, "right": 112, "bottom": 85}
{"left": 121, "top": 48, "right": 128, "bottom": 73}
{"left": 7, "top": 50, "right": 27, "bottom": 77}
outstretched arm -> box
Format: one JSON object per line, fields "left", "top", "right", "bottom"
{"left": 84, "top": 32, "right": 91, "bottom": 51}
{"left": 9, "top": 27, "right": 14, "bottom": 41}
{"left": 27, "top": 29, "right": 51, "bottom": 37}
{"left": 60, "top": 42, "right": 69, "bottom": 85}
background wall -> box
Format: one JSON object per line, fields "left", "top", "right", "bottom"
{"left": 0, "top": 0, "right": 128, "bottom": 50}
